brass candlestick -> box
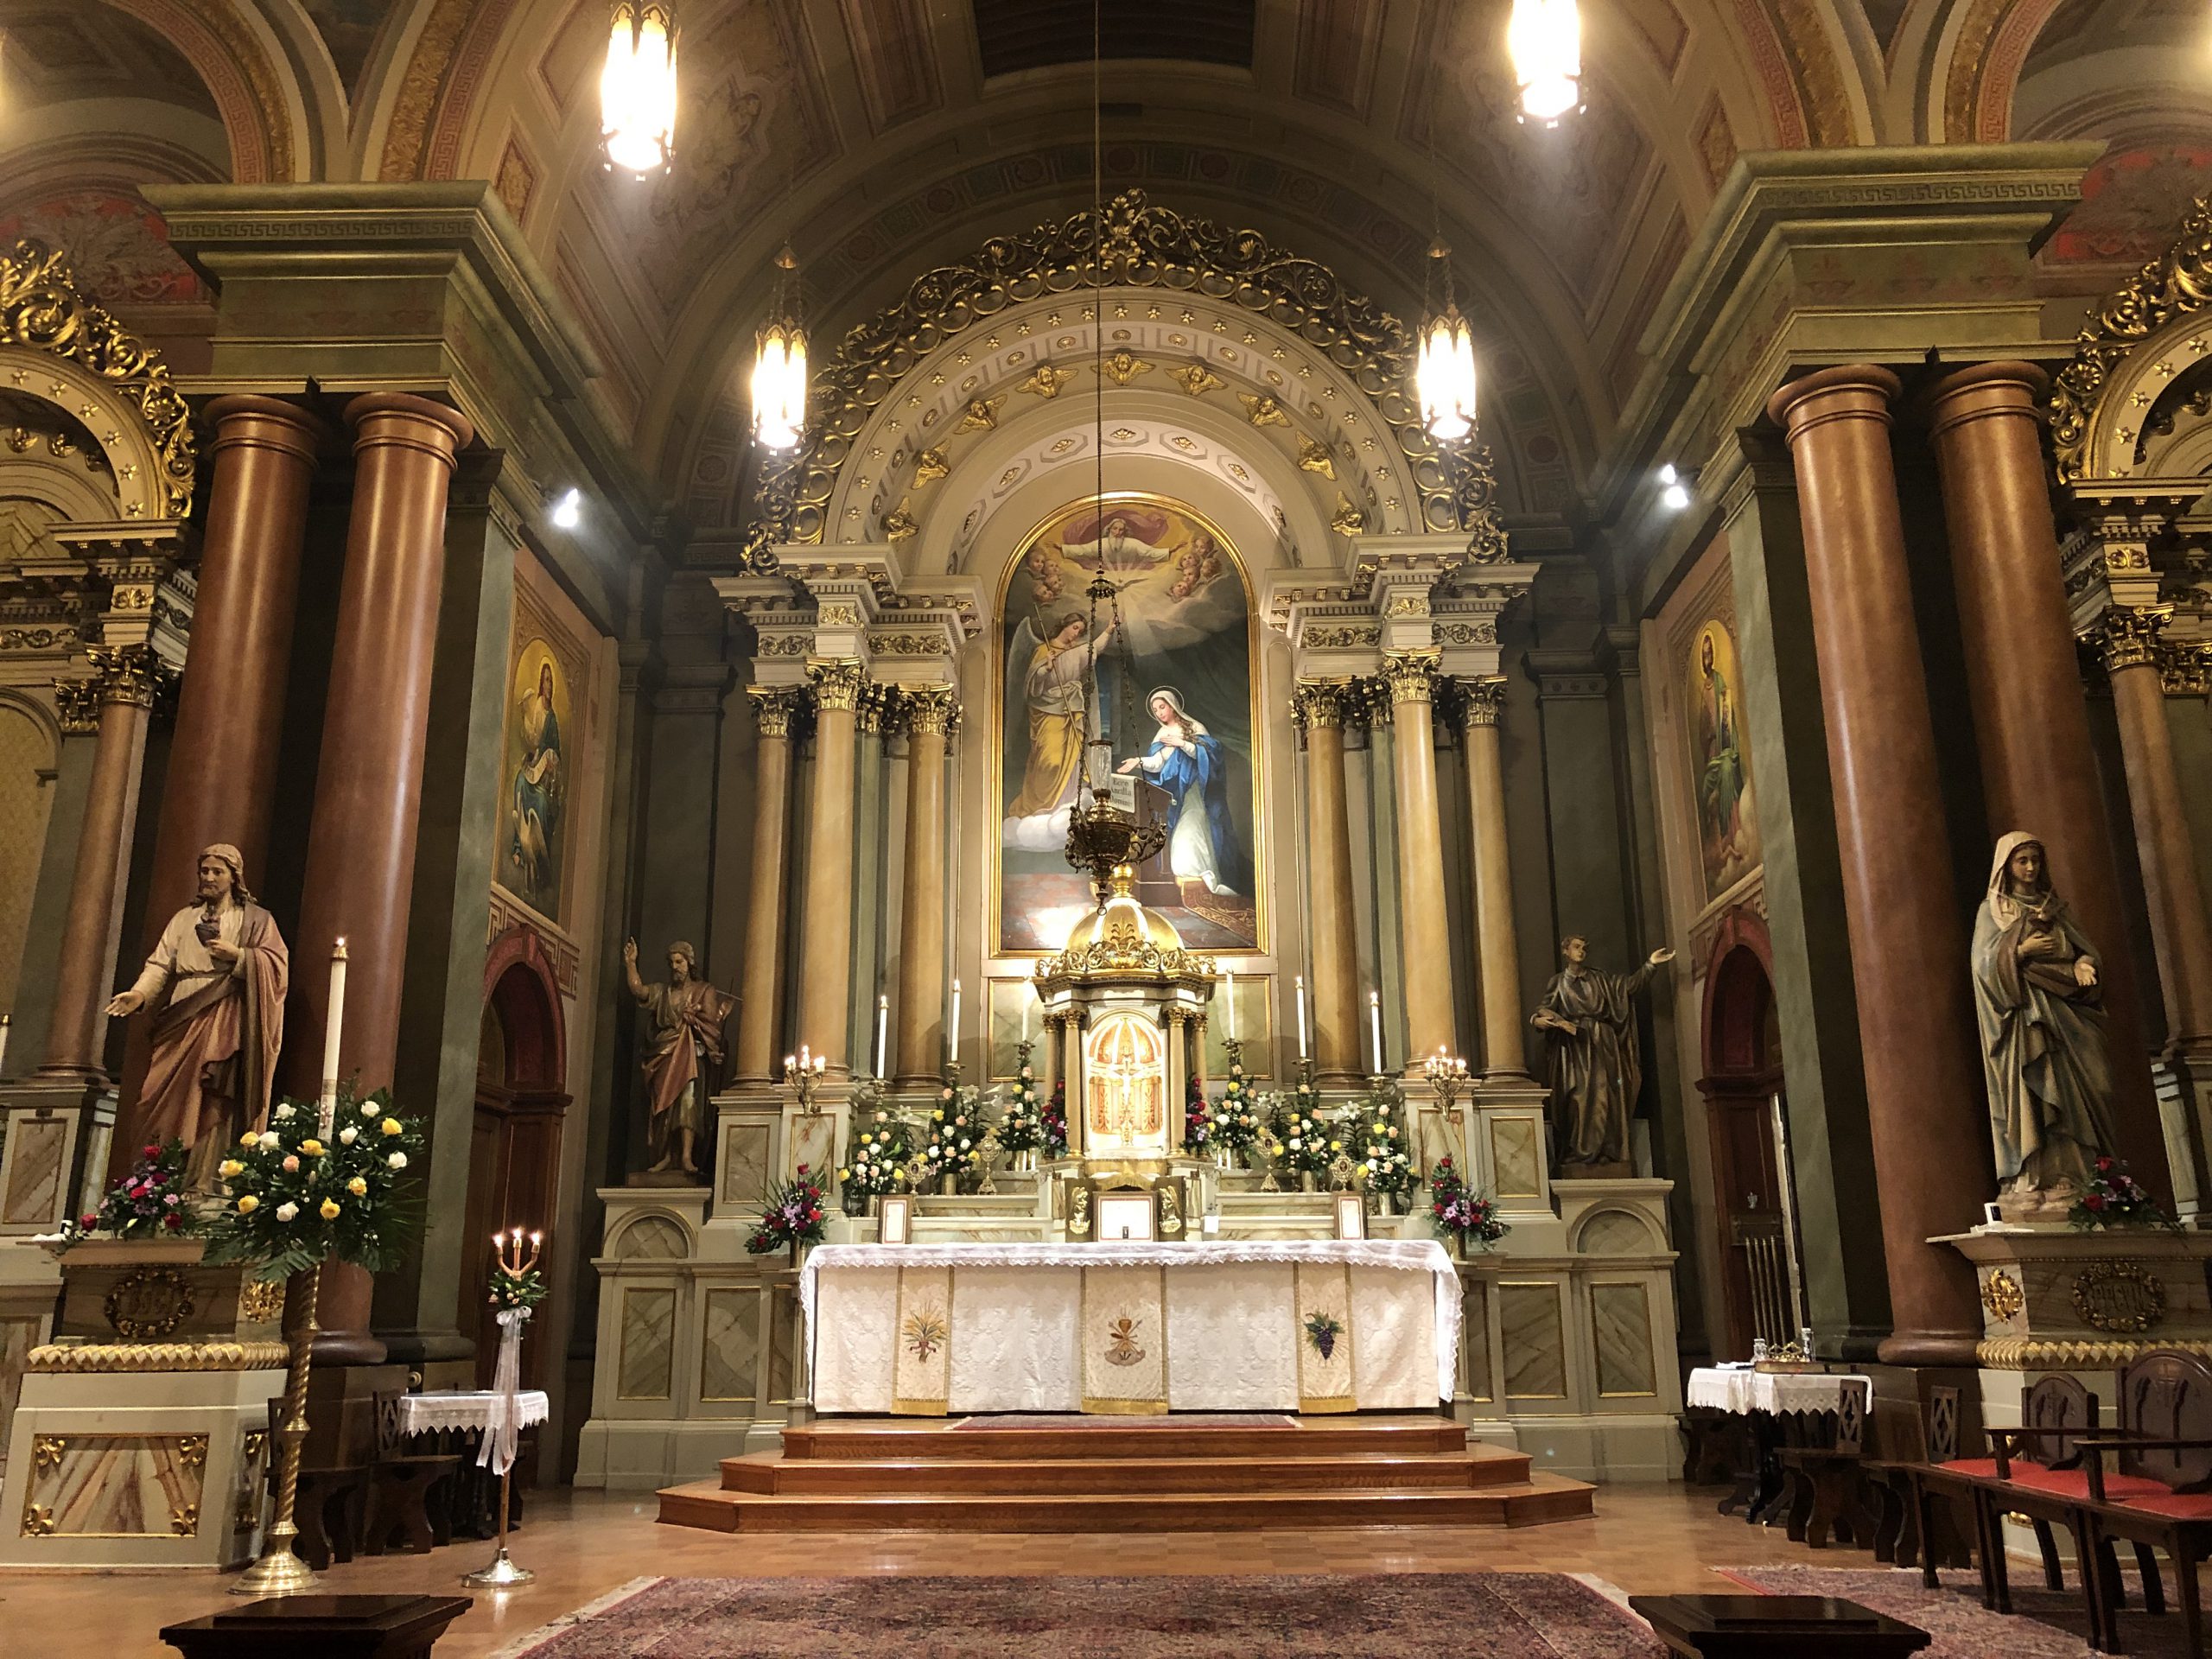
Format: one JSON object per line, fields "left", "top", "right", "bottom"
{"left": 783, "top": 1044, "right": 828, "bottom": 1114}
{"left": 1419, "top": 1046, "right": 1470, "bottom": 1174}
{"left": 232, "top": 1263, "right": 321, "bottom": 1596}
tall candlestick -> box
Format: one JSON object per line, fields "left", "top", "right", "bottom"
{"left": 319, "top": 939, "right": 348, "bottom": 1135}
{"left": 1294, "top": 976, "right": 1307, "bottom": 1061}
{"left": 1224, "top": 970, "right": 1236, "bottom": 1040}
{"left": 1369, "top": 988, "right": 1384, "bottom": 1076}
{"left": 874, "top": 995, "right": 889, "bottom": 1079}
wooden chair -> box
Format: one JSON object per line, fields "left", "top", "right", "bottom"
{"left": 1988, "top": 1375, "right": 2103, "bottom": 1595}
{"left": 361, "top": 1391, "right": 461, "bottom": 1556}
{"left": 1908, "top": 1384, "right": 1999, "bottom": 1586}
{"left": 2076, "top": 1348, "right": 2212, "bottom": 1654}
{"left": 1777, "top": 1377, "right": 1875, "bottom": 1548}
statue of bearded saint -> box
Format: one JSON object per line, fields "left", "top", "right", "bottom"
{"left": 622, "top": 938, "right": 735, "bottom": 1181}
{"left": 1973, "top": 831, "right": 2119, "bottom": 1220}
{"left": 106, "top": 845, "right": 289, "bottom": 1191}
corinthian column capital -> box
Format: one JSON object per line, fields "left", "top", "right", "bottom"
{"left": 1289, "top": 677, "right": 1355, "bottom": 737}
{"left": 807, "top": 657, "right": 868, "bottom": 711}
{"left": 747, "top": 684, "right": 806, "bottom": 738}
{"left": 903, "top": 685, "right": 959, "bottom": 738}
{"left": 1381, "top": 647, "right": 1442, "bottom": 705}
{"left": 2093, "top": 604, "right": 2173, "bottom": 674}
{"left": 1458, "top": 674, "right": 1508, "bottom": 728}
{"left": 87, "top": 642, "right": 170, "bottom": 708}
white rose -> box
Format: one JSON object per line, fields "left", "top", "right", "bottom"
{"left": 258, "top": 1131, "right": 280, "bottom": 1149}
{"left": 1287, "top": 1137, "right": 1301, "bottom": 1151}
{"left": 360, "top": 1101, "right": 379, "bottom": 1118}
{"left": 386, "top": 1152, "right": 408, "bottom": 1170}
{"left": 339, "top": 1127, "right": 359, "bottom": 1145}
{"left": 275, "top": 1104, "right": 296, "bottom": 1121}
{"left": 275, "top": 1202, "right": 298, "bottom": 1222}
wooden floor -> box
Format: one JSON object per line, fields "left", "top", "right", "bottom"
{"left": 660, "top": 1414, "right": 1597, "bottom": 1532}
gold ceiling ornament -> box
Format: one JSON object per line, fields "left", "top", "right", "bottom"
{"left": 882, "top": 497, "right": 919, "bottom": 542}
{"left": 0, "top": 239, "right": 194, "bottom": 518}
{"left": 957, "top": 396, "right": 1002, "bottom": 432}
{"left": 1296, "top": 434, "right": 1337, "bottom": 478}
{"left": 1017, "top": 364, "right": 1075, "bottom": 398}
{"left": 1171, "top": 361, "right": 1224, "bottom": 397}
{"left": 1330, "top": 491, "right": 1366, "bottom": 535}
{"left": 912, "top": 447, "right": 950, "bottom": 486}
{"left": 737, "top": 189, "right": 1508, "bottom": 570}
{"left": 2051, "top": 194, "right": 2212, "bottom": 484}
{"left": 1097, "top": 349, "right": 1154, "bottom": 386}
{"left": 1239, "top": 391, "right": 1291, "bottom": 428}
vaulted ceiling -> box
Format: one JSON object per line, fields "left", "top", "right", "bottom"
{"left": 4, "top": 0, "right": 2209, "bottom": 531}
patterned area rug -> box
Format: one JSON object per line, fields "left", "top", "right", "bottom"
{"left": 499, "top": 1573, "right": 1663, "bottom": 1658}
{"left": 950, "top": 1413, "right": 1295, "bottom": 1430}
{"left": 1726, "top": 1563, "right": 2197, "bottom": 1658}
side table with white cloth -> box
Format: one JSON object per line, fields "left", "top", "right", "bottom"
{"left": 1684, "top": 1365, "right": 1874, "bottom": 1526}
{"left": 802, "top": 1239, "right": 1459, "bottom": 1415}
{"left": 390, "top": 1389, "right": 550, "bottom": 1538}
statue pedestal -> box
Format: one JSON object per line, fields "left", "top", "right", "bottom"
{"left": 1466, "top": 1079, "right": 1565, "bottom": 1253}
{"left": 1940, "top": 1224, "right": 2212, "bottom": 1370}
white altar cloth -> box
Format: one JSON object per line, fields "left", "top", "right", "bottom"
{"left": 801, "top": 1239, "right": 1459, "bottom": 1415}
{"left": 1685, "top": 1367, "right": 1872, "bottom": 1416}
{"left": 391, "top": 1389, "right": 550, "bottom": 1437}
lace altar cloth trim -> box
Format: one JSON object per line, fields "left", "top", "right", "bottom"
{"left": 801, "top": 1239, "right": 1459, "bottom": 1402}
{"left": 391, "top": 1389, "right": 550, "bottom": 1436}
{"left": 1685, "top": 1366, "right": 1872, "bottom": 1415}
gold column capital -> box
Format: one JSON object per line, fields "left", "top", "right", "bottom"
{"left": 2162, "top": 641, "right": 2212, "bottom": 698}
{"left": 806, "top": 657, "right": 868, "bottom": 711}
{"left": 902, "top": 685, "right": 959, "bottom": 737}
{"left": 1458, "top": 674, "right": 1508, "bottom": 728}
{"left": 855, "top": 680, "right": 893, "bottom": 735}
{"left": 86, "top": 642, "right": 168, "bottom": 709}
{"left": 747, "top": 683, "right": 807, "bottom": 738}
{"left": 1289, "top": 678, "right": 1356, "bottom": 736}
{"left": 2091, "top": 605, "right": 2173, "bottom": 674}
{"left": 1381, "top": 648, "right": 1442, "bottom": 705}
{"left": 52, "top": 678, "right": 99, "bottom": 734}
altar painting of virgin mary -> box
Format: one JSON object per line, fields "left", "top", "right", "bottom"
{"left": 997, "top": 496, "right": 1260, "bottom": 953}
{"left": 499, "top": 639, "right": 571, "bottom": 918}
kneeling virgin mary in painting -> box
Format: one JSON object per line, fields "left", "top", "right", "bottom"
{"left": 1118, "top": 686, "right": 1247, "bottom": 899}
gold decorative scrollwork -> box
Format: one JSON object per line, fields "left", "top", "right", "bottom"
{"left": 169, "top": 1503, "right": 199, "bottom": 1537}
{"left": 738, "top": 190, "right": 1506, "bottom": 569}
{"left": 52, "top": 679, "right": 98, "bottom": 734}
{"left": 2052, "top": 195, "right": 2212, "bottom": 482}
{"left": 31, "top": 1436, "right": 65, "bottom": 1473}
{"left": 21, "top": 1503, "right": 54, "bottom": 1538}
{"left": 1980, "top": 1268, "right": 2025, "bottom": 1322}
{"left": 2071, "top": 1261, "right": 2166, "bottom": 1334}
{"left": 104, "top": 1265, "right": 197, "bottom": 1338}
{"left": 237, "top": 1277, "right": 286, "bottom": 1325}
{"left": 0, "top": 239, "right": 194, "bottom": 516}
{"left": 175, "top": 1434, "right": 208, "bottom": 1471}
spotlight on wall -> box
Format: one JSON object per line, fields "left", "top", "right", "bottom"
{"left": 551, "top": 488, "right": 582, "bottom": 529}
{"left": 1657, "top": 464, "right": 1692, "bottom": 512}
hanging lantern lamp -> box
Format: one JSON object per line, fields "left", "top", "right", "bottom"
{"left": 1415, "top": 242, "right": 1478, "bottom": 445}
{"left": 1507, "top": 0, "right": 1581, "bottom": 124}
{"left": 750, "top": 245, "right": 809, "bottom": 453}
{"left": 601, "top": 2, "right": 678, "bottom": 177}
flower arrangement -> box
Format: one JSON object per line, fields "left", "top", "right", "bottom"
{"left": 1427, "top": 1155, "right": 1508, "bottom": 1251}
{"left": 487, "top": 1230, "right": 549, "bottom": 1312}
{"left": 1358, "top": 1083, "right": 1418, "bottom": 1199}
{"left": 911, "top": 1084, "right": 987, "bottom": 1188}
{"left": 1196, "top": 1058, "right": 1264, "bottom": 1163}
{"left": 202, "top": 1084, "right": 426, "bottom": 1280}
{"left": 63, "top": 1140, "right": 196, "bottom": 1243}
{"left": 999, "top": 1062, "right": 1052, "bottom": 1154}
{"left": 1042, "top": 1078, "right": 1070, "bottom": 1158}
{"left": 840, "top": 1109, "right": 912, "bottom": 1198}
{"left": 745, "top": 1166, "right": 827, "bottom": 1255}
{"left": 1268, "top": 1077, "right": 1338, "bottom": 1178}
{"left": 2070, "top": 1157, "right": 2178, "bottom": 1232}
{"left": 1183, "top": 1070, "right": 1211, "bottom": 1150}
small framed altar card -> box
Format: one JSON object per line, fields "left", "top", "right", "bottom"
{"left": 877, "top": 1195, "right": 913, "bottom": 1245}
{"left": 1333, "top": 1192, "right": 1366, "bottom": 1240}
{"left": 1096, "top": 1191, "right": 1156, "bottom": 1243}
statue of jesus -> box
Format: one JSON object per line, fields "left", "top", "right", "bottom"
{"left": 106, "top": 845, "right": 289, "bottom": 1190}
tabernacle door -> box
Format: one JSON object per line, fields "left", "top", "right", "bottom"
{"left": 1084, "top": 1008, "right": 1171, "bottom": 1159}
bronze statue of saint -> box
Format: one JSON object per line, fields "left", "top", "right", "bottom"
{"left": 106, "top": 845, "right": 289, "bottom": 1189}
{"left": 622, "top": 938, "right": 735, "bottom": 1179}
{"left": 1972, "top": 832, "right": 2117, "bottom": 1219}
{"left": 1529, "top": 935, "right": 1674, "bottom": 1177}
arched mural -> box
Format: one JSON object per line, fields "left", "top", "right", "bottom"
{"left": 995, "top": 493, "right": 1259, "bottom": 955}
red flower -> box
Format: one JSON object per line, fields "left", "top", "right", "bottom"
{"left": 807, "top": 1208, "right": 822, "bottom": 1222}
{"left": 163, "top": 1212, "right": 181, "bottom": 1230}
{"left": 79, "top": 1214, "right": 97, "bottom": 1230}
{"left": 2085, "top": 1193, "right": 2107, "bottom": 1211}
{"left": 143, "top": 1144, "right": 161, "bottom": 1160}
{"left": 2096, "top": 1158, "right": 2114, "bottom": 1173}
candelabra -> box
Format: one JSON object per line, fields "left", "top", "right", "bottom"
{"left": 783, "top": 1044, "right": 828, "bottom": 1114}
{"left": 464, "top": 1228, "right": 543, "bottom": 1588}
{"left": 1419, "top": 1046, "right": 1471, "bottom": 1177}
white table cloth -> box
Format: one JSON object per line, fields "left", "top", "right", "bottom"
{"left": 391, "top": 1389, "right": 550, "bottom": 1438}
{"left": 801, "top": 1239, "right": 1459, "bottom": 1415}
{"left": 1685, "top": 1366, "right": 1871, "bottom": 1415}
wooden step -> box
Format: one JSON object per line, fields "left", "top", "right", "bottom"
{"left": 782, "top": 1415, "right": 1466, "bottom": 1462}
{"left": 719, "top": 1446, "right": 1535, "bottom": 1497}
{"left": 658, "top": 1471, "right": 1595, "bottom": 1533}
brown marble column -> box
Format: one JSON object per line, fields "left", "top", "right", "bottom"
{"left": 39, "top": 648, "right": 164, "bottom": 1079}
{"left": 2099, "top": 608, "right": 2212, "bottom": 1058}
{"left": 1382, "top": 650, "right": 1456, "bottom": 1066}
{"left": 1767, "top": 365, "right": 1989, "bottom": 1366}
{"left": 1927, "top": 361, "right": 2167, "bottom": 1186}
{"left": 795, "top": 659, "right": 864, "bottom": 1073}
{"left": 894, "top": 689, "right": 956, "bottom": 1084}
{"left": 1459, "top": 676, "right": 1529, "bottom": 1077}
{"left": 734, "top": 686, "right": 800, "bottom": 1081}
{"left": 1292, "top": 680, "right": 1362, "bottom": 1084}
{"left": 286, "top": 392, "right": 473, "bottom": 1364}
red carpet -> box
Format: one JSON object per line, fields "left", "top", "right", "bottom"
{"left": 499, "top": 1573, "right": 1662, "bottom": 1657}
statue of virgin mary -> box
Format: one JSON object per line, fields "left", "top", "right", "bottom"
{"left": 1116, "top": 686, "right": 1244, "bottom": 897}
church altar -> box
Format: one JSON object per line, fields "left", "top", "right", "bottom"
{"left": 802, "top": 1239, "right": 1459, "bottom": 1416}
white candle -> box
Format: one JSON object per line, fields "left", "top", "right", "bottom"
{"left": 1369, "top": 988, "right": 1384, "bottom": 1076}
{"left": 319, "top": 939, "right": 348, "bottom": 1135}
{"left": 1294, "top": 976, "right": 1307, "bottom": 1061}
{"left": 950, "top": 978, "right": 962, "bottom": 1064}
{"left": 1021, "top": 995, "right": 1030, "bottom": 1043}
{"left": 0, "top": 1012, "right": 10, "bottom": 1076}
{"left": 875, "top": 995, "right": 889, "bottom": 1079}
{"left": 1224, "top": 970, "right": 1236, "bottom": 1040}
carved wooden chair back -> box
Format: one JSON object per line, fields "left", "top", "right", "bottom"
{"left": 2117, "top": 1348, "right": 2212, "bottom": 1491}
{"left": 1834, "top": 1377, "right": 1868, "bottom": 1456}
{"left": 1926, "top": 1384, "right": 1961, "bottom": 1464}
{"left": 2020, "top": 1374, "right": 2098, "bottom": 1469}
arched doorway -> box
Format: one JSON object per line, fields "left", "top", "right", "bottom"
{"left": 1696, "top": 909, "right": 1794, "bottom": 1360}
{"left": 466, "top": 928, "right": 570, "bottom": 1393}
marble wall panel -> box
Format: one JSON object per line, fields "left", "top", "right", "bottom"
{"left": 1592, "top": 1281, "right": 1659, "bottom": 1398}
{"left": 789, "top": 1114, "right": 837, "bottom": 1184}
{"left": 1491, "top": 1118, "right": 1543, "bottom": 1199}
{"left": 766, "top": 1284, "right": 797, "bottom": 1404}
{"left": 1462, "top": 1278, "right": 1492, "bottom": 1402}
{"left": 700, "top": 1287, "right": 762, "bottom": 1403}
{"left": 613, "top": 1215, "right": 689, "bottom": 1259}
{"left": 1499, "top": 1281, "right": 1567, "bottom": 1400}
{"left": 1580, "top": 1210, "right": 1658, "bottom": 1255}
{"left": 617, "top": 1287, "right": 677, "bottom": 1400}
{"left": 721, "top": 1123, "right": 772, "bottom": 1207}
{"left": 0, "top": 1315, "right": 36, "bottom": 1478}
{"left": 22, "top": 1433, "right": 207, "bottom": 1538}
{"left": 0, "top": 1115, "right": 67, "bottom": 1228}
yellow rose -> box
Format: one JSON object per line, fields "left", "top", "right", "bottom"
{"left": 319, "top": 1198, "right": 340, "bottom": 1220}
{"left": 300, "top": 1139, "right": 325, "bottom": 1157}
{"left": 838, "top": 1167, "right": 852, "bottom": 1180}
{"left": 380, "top": 1118, "right": 403, "bottom": 1136}
{"left": 236, "top": 1195, "right": 259, "bottom": 1214}
{"left": 346, "top": 1177, "right": 368, "bottom": 1197}
{"left": 239, "top": 1132, "right": 258, "bottom": 1148}
{"left": 219, "top": 1160, "right": 244, "bottom": 1179}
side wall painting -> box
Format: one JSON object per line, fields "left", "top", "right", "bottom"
{"left": 995, "top": 493, "right": 1261, "bottom": 955}
{"left": 1688, "top": 616, "right": 1758, "bottom": 902}
{"left": 496, "top": 580, "right": 591, "bottom": 927}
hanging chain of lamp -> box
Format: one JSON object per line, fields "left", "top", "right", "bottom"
{"left": 751, "top": 245, "right": 809, "bottom": 452}
{"left": 1506, "top": 0, "right": 1582, "bottom": 124}
{"left": 600, "top": 3, "right": 678, "bottom": 176}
